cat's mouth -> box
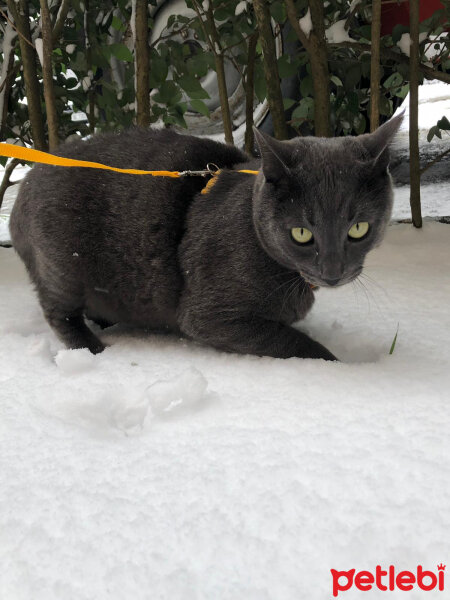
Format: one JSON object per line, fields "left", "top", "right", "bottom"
{"left": 300, "top": 268, "right": 362, "bottom": 288}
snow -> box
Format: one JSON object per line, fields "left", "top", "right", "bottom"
{"left": 299, "top": 8, "right": 312, "bottom": 38}
{"left": 1, "top": 217, "right": 450, "bottom": 598}
{"left": 55, "top": 347, "right": 97, "bottom": 375}
{"left": 235, "top": 1, "right": 247, "bottom": 17}
{"left": 396, "top": 32, "right": 428, "bottom": 57}
{"left": 81, "top": 75, "right": 92, "bottom": 92}
{"left": 34, "top": 38, "right": 44, "bottom": 67}
{"left": 394, "top": 80, "right": 450, "bottom": 133}
{"left": 392, "top": 182, "right": 449, "bottom": 219}
{"left": 325, "top": 20, "right": 353, "bottom": 44}
{"left": 147, "top": 367, "right": 210, "bottom": 418}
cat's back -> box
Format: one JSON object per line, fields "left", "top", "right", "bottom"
{"left": 10, "top": 128, "right": 248, "bottom": 326}
{"left": 10, "top": 127, "right": 247, "bottom": 257}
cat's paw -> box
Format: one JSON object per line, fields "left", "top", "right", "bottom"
{"left": 310, "top": 342, "right": 338, "bottom": 361}
{"left": 321, "top": 349, "right": 338, "bottom": 362}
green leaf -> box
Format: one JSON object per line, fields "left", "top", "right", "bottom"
{"left": 395, "top": 84, "right": 409, "bottom": 99}
{"left": 277, "top": 55, "right": 298, "bottom": 78}
{"left": 149, "top": 57, "right": 168, "bottom": 87}
{"left": 283, "top": 98, "right": 296, "bottom": 110}
{"left": 379, "top": 95, "right": 392, "bottom": 116}
{"left": 344, "top": 65, "right": 362, "bottom": 93}
{"left": 437, "top": 116, "right": 450, "bottom": 130}
{"left": 383, "top": 72, "right": 403, "bottom": 89}
{"left": 347, "top": 91, "right": 359, "bottom": 114}
{"left": 108, "top": 43, "right": 133, "bottom": 62}
{"left": 427, "top": 125, "right": 442, "bottom": 142}
{"left": 111, "top": 15, "right": 123, "bottom": 30}
{"left": 189, "top": 99, "right": 210, "bottom": 117}
{"left": 153, "top": 80, "right": 183, "bottom": 106}
{"left": 300, "top": 75, "right": 313, "bottom": 97}
{"left": 270, "top": 1, "right": 286, "bottom": 23}
{"left": 187, "top": 53, "right": 210, "bottom": 78}
{"left": 254, "top": 66, "right": 267, "bottom": 102}
{"left": 63, "top": 77, "right": 79, "bottom": 90}
{"left": 215, "top": 6, "right": 234, "bottom": 21}
{"left": 330, "top": 75, "right": 343, "bottom": 87}
{"left": 292, "top": 97, "right": 313, "bottom": 120}
{"left": 177, "top": 74, "right": 210, "bottom": 99}
{"left": 353, "top": 113, "right": 366, "bottom": 135}
{"left": 392, "top": 24, "right": 409, "bottom": 44}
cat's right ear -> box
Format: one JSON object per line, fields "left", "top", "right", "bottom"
{"left": 358, "top": 112, "right": 404, "bottom": 169}
{"left": 253, "top": 127, "right": 291, "bottom": 184}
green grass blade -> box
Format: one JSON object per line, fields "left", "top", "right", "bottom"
{"left": 389, "top": 324, "right": 400, "bottom": 355}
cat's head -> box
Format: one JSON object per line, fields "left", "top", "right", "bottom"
{"left": 252, "top": 114, "right": 403, "bottom": 287}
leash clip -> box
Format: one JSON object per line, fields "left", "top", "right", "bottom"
{"left": 178, "top": 163, "right": 220, "bottom": 178}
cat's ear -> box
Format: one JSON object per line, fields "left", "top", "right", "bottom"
{"left": 358, "top": 111, "right": 404, "bottom": 169}
{"left": 253, "top": 127, "right": 291, "bottom": 184}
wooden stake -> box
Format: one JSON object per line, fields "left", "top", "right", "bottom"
{"left": 409, "top": 0, "right": 422, "bottom": 228}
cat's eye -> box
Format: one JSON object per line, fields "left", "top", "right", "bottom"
{"left": 348, "top": 222, "right": 369, "bottom": 240}
{"left": 291, "top": 227, "right": 313, "bottom": 244}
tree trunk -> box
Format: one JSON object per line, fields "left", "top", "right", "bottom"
{"left": 84, "top": 0, "right": 96, "bottom": 133}
{"left": 7, "top": 0, "right": 47, "bottom": 150}
{"left": 308, "top": 0, "right": 331, "bottom": 137}
{"left": 214, "top": 53, "right": 234, "bottom": 144}
{"left": 135, "top": 0, "right": 150, "bottom": 127}
{"left": 244, "top": 32, "right": 258, "bottom": 155}
{"left": 40, "top": 0, "right": 59, "bottom": 150}
{"left": 370, "top": 0, "right": 381, "bottom": 131}
{"left": 286, "top": 0, "right": 330, "bottom": 137}
{"left": 0, "top": 28, "right": 17, "bottom": 140}
{"left": 409, "top": 0, "right": 422, "bottom": 228}
{"left": 253, "top": 0, "right": 287, "bottom": 140}
{"left": 203, "top": 2, "right": 233, "bottom": 144}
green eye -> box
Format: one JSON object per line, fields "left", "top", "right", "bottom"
{"left": 348, "top": 222, "right": 369, "bottom": 240}
{"left": 291, "top": 227, "right": 313, "bottom": 244}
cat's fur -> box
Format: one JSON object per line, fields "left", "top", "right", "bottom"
{"left": 10, "top": 115, "right": 402, "bottom": 360}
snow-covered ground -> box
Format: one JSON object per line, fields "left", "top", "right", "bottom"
{"left": 1, "top": 79, "right": 449, "bottom": 598}
{"left": 1, "top": 217, "right": 450, "bottom": 599}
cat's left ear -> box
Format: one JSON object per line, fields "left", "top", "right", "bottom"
{"left": 358, "top": 111, "right": 404, "bottom": 170}
{"left": 253, "top": 127, "right": 291, "bottom": 184}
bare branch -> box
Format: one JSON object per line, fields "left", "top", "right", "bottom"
{"left": 0, "top": 158, "right": 21, "bottom": 211}
{"left": 52, "top": 0, "right": 71, "bottom": 45}
{"left": 370, "top": 0, "right": 381, "bottom": 131}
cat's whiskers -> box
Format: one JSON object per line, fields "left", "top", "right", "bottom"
{"left": 354, "top": 275, "right": 388, "bottom": 320}
{"left": 279, "top": 278, "right": 302, "bottom": 319}
{"left": 262, "top": 273, "right": 300, "bottom": 304}
{"left": 353, "top": 277, "right": 372, "bottom": 312}
{"left": 358, "top": 271, "right": 390, "bottom": 317}
{"left": 359, "top": 270, "right": 389, "bottom": 299}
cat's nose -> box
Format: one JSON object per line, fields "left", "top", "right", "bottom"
{"left": 323, "top": 277, "right": 341, "bottom": 286}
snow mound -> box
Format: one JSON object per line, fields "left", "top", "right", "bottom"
{"left": 146, "top": 367, "right": 211, "bottom": 418}
{"left": 55, "top": 348, "right": 97, "bottom": 375}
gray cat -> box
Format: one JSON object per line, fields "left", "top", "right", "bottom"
{"left": 10, "top": 114, "right": 402, "bottom": 361}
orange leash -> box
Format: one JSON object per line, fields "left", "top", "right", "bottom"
{"left": 0, "top": 143, "right": 259, "bottom": 182}
{"left": 1, "top": 143, "right": 318, "bottom": 288}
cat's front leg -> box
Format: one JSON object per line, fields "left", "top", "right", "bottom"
{"left": 179, "top": 311, "right": 337, "bottom": 361}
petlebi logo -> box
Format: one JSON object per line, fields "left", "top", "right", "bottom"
{"left": 330, "top": 564, "right": 446, "bottom": 597}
